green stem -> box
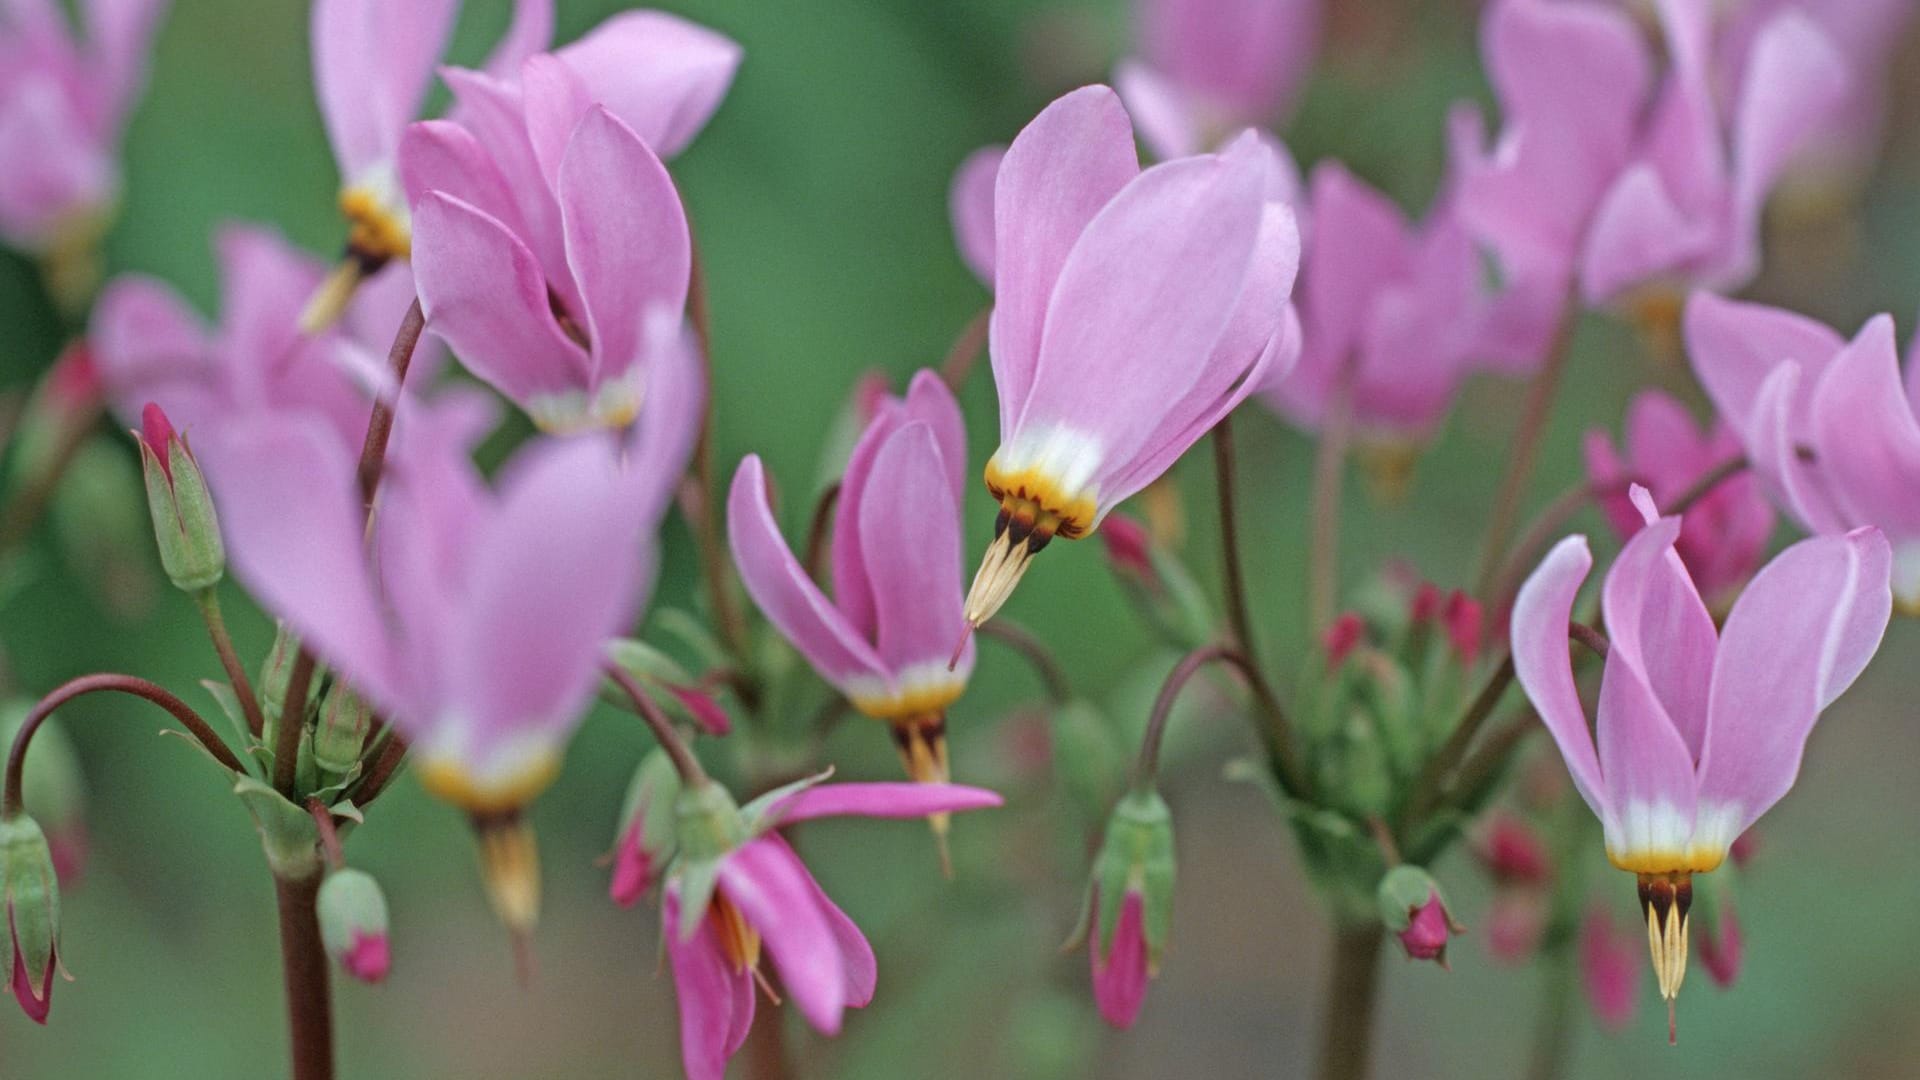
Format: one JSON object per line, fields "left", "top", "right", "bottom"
{"left": 196, "top": 587, "right": 267, "bottom": 739}
{"left": 1308, "top": 370, "right": 1353, "bottom": 634}
{"left": 1525, "top": 943, "right": 1579, "bottom": 1080}
{"left": 1473, "top": 311, "right": 1578, "bottom": 606}
{"left": 605, "top": 664, "right": 709, "bottom": 787}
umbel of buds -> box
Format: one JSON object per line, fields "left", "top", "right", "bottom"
{"left": 135, "top": 404, "right": 225, "bottom": 593}
{"left": 1378, "top": 865, "right": 1461, "bottom": 967}
{"left": 317, "top": 868, "right": 391, "bottom": 985}
{"left": 0, "top": 815, "right": 63, "bottom": 1022}
{"left": 1076, "top": 788, "right": 1176, "bottom": 1030}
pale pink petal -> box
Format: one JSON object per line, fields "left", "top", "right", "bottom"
{"left": 662, "top": 888, "right": 754, "bottom": 1080}
{"left": 88, "top": 274, "right": 210, "bottom": 423}
{"left": 901, "top": 369, "right": 967, "bottom": 509}
{"left": 1600, "top": 495, "right": 1717, "bottom": 759}
{"left": 481, "top": 0, "right": 553, "bottom": 77}
{"left": 1510, "top": 536, "right": 1608, "bottom": 820}
{"left": 210, "top": 224, "right": 324, "bottom": 386}
{"left": 1582, "top": 430, "right": 1643, "bottom": 541}
{"left": 398, "top": 119, "right": 529, "bottom": 240}
{"left": 1091, "top": 889, "right": 1149, "bottom": 1029}
{"left": 0, "top": 77, "right": 114, "bottom": 246}
{"left": 948, "top": 144, "right": 1003, "bottom": 285}
{"left": 518, "top": 53, "right": 593, "bottom": 197}
{"left": 311, "top": 0, "right": 458, "bottom": 178}
{"left": 1134, "top": 0, "right": 1321, "bottom": 123}
{"left": 1810, "top": 315, "right": 1920, "bottom": 533}
{"left": 829, "top": 402, "right": 904, "bottom": 646}
{"left": 78, "top": 0, "right": 167, "bottom": 126}
{"left": 989, "top": 86, "right": 1139, "bottom": 435}
{"left": 556, "top": 106, "right": 690, "bottom": 384}
{"left": 438, "top": 66, "right": 572, "bottom": 298}
{"left": 1579, "top": 164, "right": 1712, "bottom": 306}
{"left": 781, "top": 836, "right": 876, "bottom": 1008}
{"left": 554, "top": 10, "right": 742, "bottom": 158}
{"left": 860, "top": 422, "right": 970, "bottom": 674}
{"left": 1753, "top": 364, "right": 1849, "bottom": 534}
{"left": 1113, "top": 60, "right": 1201, "bottom": 161}
{"left": 410, "top": 192, "right": 591, "bottom": 406}
{"left": 717, "top": 837, "right": 847, "bottom": 1034}
{"left": 1594, "top": 637, "right": 1698, "bottom": 857}
{"left": 768, "top": 782, "right": 1004, "bottom": 826}
{"left": 1698, "top": 528, "right": 1890, "bottom": 839}
{"left": 1683, "top": 292, "right": 1843, "bottom": 443}
{"left": 623, "top": 314, "right": 705, "bottom": 527}
{"left": 727, "top": 456, "right": 889, "bottom": 691}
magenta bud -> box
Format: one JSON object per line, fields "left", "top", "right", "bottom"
{"left": 1, "top": 816, "right": 61, "bottom": 1024}
{"left": 1441, "top": 590, "right": 1482, "bottom": 664}
{"left": 317, "top": 869, "right": 390, "bottom": 986}
{"left": 1579, "top": 906, "right": 1642, "bottom": 1030}
{"left": 851, "top": 370, "right": 892, "bottom": 426}
{"left": 1399, "top": 891, "right": 1454, "bottom": 964}
{"left": 1090, "top": 887, "right": 1150, "bottom": 1029}
{"left": 1410, "top": 582, "right": 1442, "bottom": 625}
{"left": 1323, "top": 612, "right": 1365, "bottom": 670}
{"left": 609, "top": 818, "right": 656, "bottom": 909}
{"left": 665, "top": 683, "right": 730, "bottom": 737}
{"left": 1099, "top": 512, "right": 1157, "bottom": 587}
{"left": 1729, "top": 830, "right": 1758, "bottom": 869}
{"left": 1378, "top": 866, "right": 1459, "bottom": 967}
{"left": 47, "top": 343, "right": 102, "bottom": 415}
{"left": 139, "top": 403, "right": 175, "bottom": 480}
{"left": 341, "top": 932, "right": 391, "bottom": 985}
{"left": 609, "top": 750, "right": 680, "bottom": 907}
{"left": 1475, "top": 813, "right": 1551, "bottom": 885}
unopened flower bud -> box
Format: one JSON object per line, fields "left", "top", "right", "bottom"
{"left": 136, "top": 403, "right": 225, "bottom": 592}
{"left": 0, "top": 816, "right": 62, "bottom": 1022}
{"left": 1441, "top": 590, "right": 1482, "bottom": 664}
{"left": 1323, "top": 612, "right": 1366, "bottom": 670}
{"left": 313, "top": 683, "right": 374, "bottom": 777}
{"left": 1078, "top": 789, "right": 1174, "bottom": 1029}
{"left": 317, "top": 868, "right": 391, "bottom": 985}
{"left": 604, "top": 639, "right": 732, "bottom": 736}
{"left": 1098, "top": 513, "right": 1215, "bottom": 650}
{"left": 1377, "top": 866, "right": 1460, "bottom": 967}
{"left": 609, "top": 750, "right": 681, "bottom": 907}
{"left": 1579, "top": 906, "right": 1641, "bottom": 1030}
{"left": 258, "top": 622, "right": 302, "bottom": 735}
{"left": 1100, "top": 513, "right": 1156, "bottom": 586}
{"left": 1729, "top": 830, "right": 1758, "bottom": 870}
{"left": 1474, "top": 813, "right": 1551, "bottom": 885}
{"left": 1409, "top": 582, "right": 1442, "bottom": 626}
{"left": 0, "top": 705, "right": 87, "bottom": 884}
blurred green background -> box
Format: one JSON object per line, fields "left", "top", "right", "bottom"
{"left": 5, "top": 1, "right": 1920, "bottom": 1077}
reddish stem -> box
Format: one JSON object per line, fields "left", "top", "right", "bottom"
{"left": 273, "top": 870, "right": 336, "bottom": 1080}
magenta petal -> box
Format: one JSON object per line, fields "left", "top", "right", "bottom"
{"left": 1579, "top": 907, "right": 1640, "bottom": 1031}
{"left": 1697, "top": 528, "right": 1890, "bottom": 844}
{"left": 769, "top": 833, "right": 875, "bottom": 1007}
{"left": 663, "top": 888, "right": 755, "bottom": 1080}
{"left": 311, "top": 0, "right": 459, "bottom": 178}
{"left": 1510, "top": 536, "right": 1608, "bottom": 820}
{"left": 717, "top": 837, "right": 848, "bottom": 1034}
{"left": 1091, "top": 889, "right": 1150, "bottom": 1029}
{"left": 768, "top": 782, "right": 1004, "bottom": 826}
{"left": 1579, "top": 164, "right": 1711, "bottom": 306}
{"left": 949, "top": 145, "right": 1003, "bottom": 286}
{"left": 1725, "top": 12, "right": 1848, "bottom": 282}
{"left": 398, "top": 119, "right": 527, "bottom": 239}
{"left": 341, "top": 932, "right": 390, "bottom": 984}
{"left": 858, "top": 423, "right": 970, "bottom": 675}
{"left": 481, "top": 0, "right": 554, "bottom": 77}
{"left": 9, "top": 944, "right": 51, "bottom": 1025}
{"left": 553, "top": 10, "right": 743, "bottom": 159}
{"left": 901, "top": 370, "right": 968, "bottom": 510}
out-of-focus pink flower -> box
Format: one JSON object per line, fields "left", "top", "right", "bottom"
{"left": 1476, "top": 812, "right": 1551, "bottom": 885}
{"left": 1695, "top": 895, "right": 1742, "bottom": 987}
{"left": 1441, "top": 590, "right": 1483, "bottom": 664}
{"left": 963, "top": 86, "right": 1299, "bottom": 631}
{"left": 1512, "top": 485, "right": 1889, "bottom": 1011}
{"left": 1099, "top": 512, "right": 1157, "bottom": 588}
{"left": 1322, "top": 611, "right": 1365, "bottom": 669}
{"left": 665, "top": 781, "right": 1001, "bottom": 1080}
{"left": 730, "top": 372, "right": 971, "bottom": 790}
{"left": 1579, "top": 0, "right": 1848, "bottom": 307}
{"left": 1113, "top": 0, "right": 1322, "bottom": 159}
{"left": 0, "top": 0, "right": 168, "bottom": 255}
{"left": 1485, "top": 888, "right": 1549, "bottom": 964}
{"left": 1090, "top": 887, "right": 1151, "bottom": 1027}
{"left": 89, "top": 224, "right": 456, "bottom": 454}
{"left": 1579, "top": 906, "right": 1641, "bottom": 1030}
{"left": 1729, "top": 829, "right": 1758, "bottom": 869}
{"left": 1687, "top": 293, "right": 1920, "bottom": 612}
{"left": 948, "top": 145, "right": 1002, "bottom": 286}
{"left": 1585, "top": 389, "right": 1773, "bottom": 606}
{"left": 1261, "top": 162, "right": 1480, "bottom": 445}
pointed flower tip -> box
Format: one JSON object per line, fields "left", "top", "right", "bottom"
{"left": 49, "top": 342, "right": 102, "bottom": 411}
{"left": 10, "top": 948, "right": 52, "bottom": 1025}
{"left": 342, "top": 932, "right": 391, "bottom": 985}
{"left": 139, "top": 402, "right": 176, "bottom": 474}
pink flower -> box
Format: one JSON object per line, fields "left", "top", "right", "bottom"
{"left": 1578, "top": 1, "right": 1848, "bottom": 307}
{"left": 949, "top": 145, "right": 1003, "bottom": 286}
{"left": 1512, "top": 484, "right": 1889, "bottom": 1010}
{"left": 1579, "top": 906, "right": 1641, "bottom": 1030}
{"left": 1585, "top": 389, "right": 1773, "bottom": 605}
{"left": 1686, "top": 293, "right": 1920, "bottom": 611}
{"left": 729, "top": 372, "right": 971, "bottom": 787}
{"left": 1090, "top": 887, "right": 1150, "bottom": 1027}
{"left": 0, "top": 0, "right": 167, "bottom": 253}
{"left": 664, "top": 780, "right": 1001, "bottom": 1080}
{"left": 1394, "top": 889, "right": 1458, "bottom": 966}
{"left": 89, "top": 224, "right": 454, "bottom": 453}
{"left": 1113, "top": 0, "right": 1322, "bottom": 159}
{"left": 202, "top": 333, "right": 701, "bottom": 814}
{"left": 963, "top": 86, "right": 1299, "bottom": 630}
{"left": 1475, "top": 812, "right": 1551, "bottom": 886}
{"left": 1260, "top": 162, "right": 1481, "bottom": 444}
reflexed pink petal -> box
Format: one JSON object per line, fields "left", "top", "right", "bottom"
{"left": 858, "top": 423, "right": 970, "bottom": 674}
{"left": 1090, "top": 888, "right": 1150, "bottom": 1029}
{"left": 727, "top": 456, "right": 889, "bottom": 691}
{"left": 990, "top": 86, "right": 1139, "bottom": 435}
{"left": 829, "top": 398, "right": 902, "bottom": 645}
{"left": 78, "top": 0, "right": 168, "bottom": 126}
{"left": 518, "top": 53, "right": 594, "bottom": 196}
{"left": 717, "top": 837, "right": 847, "bottom": 1034}
{"left": 1510, "top": 536, "right": 1608, "bottom": 819}
{"left": 1752, "top": 364, "right": 1849, "bottom": 535}
{"left": 949, "top": 145, "right": 1003, "bottom": 285}
{"left": 901, "top": 370, "right": 967, "bottom": 509}
{"left": 553, "top": 10, "right": 742, "bottom": 158}
{"left": 623, "top": 313, "right": 705, "bottom": 527}
{"left": 0, "top": 70, "right": 112, "bottom": 245}
{"left": 767, "top": 782, "right": 1004, "bottom": 826}
{"left": 310, "top": 0, "right": 458, "bottom": 177}
{"left": 1133, "top": 0, "right": 1321, "bottom": 124}
{"left": 1112, "top": 60, "right": 1200, "bottom": 160}
{"left": 663, "top": 888, "right": 755, "bottom": 1080}
{"left": 1684, "top": 291, "right": 1843, "bottom": 443}
{"left": 482, "top": 0, "right": 554, "bottom": 77}
{"left": 399, "top": 119, "right": 529, "bottom": 241}
{"left": 1599, "top": 493, "right": 1716, "bottom": 758}
{"left": 768, "top": 833, "right": 876, "bottom": 1007}
{"left": 1810, "top": 316, "right": 1920, "bottom": 534}
{"left": 212, "top": 224, "right": 325, "bottom": 382}
{"left": 1697, "top": 528, "right": 1890, "bottom": 841}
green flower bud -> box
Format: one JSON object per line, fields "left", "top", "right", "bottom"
{"left": 609, "top": 749, "right": 681, "bottom": 907}
{"left": 0, "top": 815, "right": 62, "bottom": 1022}
{"left": 313, "top": 683, "right": 373, "bottom": 777}
{"left": 136, "top": 405, "right": 224, "bottom": 593}
{"left": 1085, "top": 789, "right": 1175, "bottom": 967}
{"left": 317, "top": 868, "right": 391, "bottom": 985}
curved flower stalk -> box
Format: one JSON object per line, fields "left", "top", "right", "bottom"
{"left": 1113, "top": 0, "right": 1322, "bottom": 159}
{"left": 402, "top": 6, "right": 738, "bottom": 434}
{"left": 664, "top": 776, "right": 1002, "bottom": 1080}
{"left": 961, "top": 85, "right": 1301, "bottom": 632}
{"left": 1585, "top": 389, "right": 1772, "bottom": 608}
{"left": 1578, "top": 0, "right": 1849, "bottom": 310}
{"left": 1685, "top": 294, "right": 1920, "bottom": 610}
{"left": 729, "top": 372, "right": 974, "bottom": 809}
{"left": 1259, "top": 161, "right": 1482, "bottom": 450}
{"left": 1511, "top": 485, "right": 1889, "bottom": 1033}
{"left": 0, "top": 0, "right": 168, "bottom": 304}
{"left": 89, "top": 223, "right": 454, "bottom": 454}
{"left": 201, "top": 334, "right": 702, "bottom": 935}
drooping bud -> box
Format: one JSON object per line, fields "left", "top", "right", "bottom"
{"left": 0, "top": 816, "right": 62, "bottom": 1023}
{"left": 608, "top": 749, "right": 681, "bottom": 908}
{"left": 1690, "top": 871, "right": 1741, "bottom": 989}
{"left": 1100, "top": 513, "right": 1156, "bottom": 586}
{"left": 1076, "top": 788, "right": 1175, "bottom": 1029}
{"left": 1377, "top": 865, "right": 1461, "bottom": 967}
{"left": 604, "top": 639, "right": 732, "bottom": 737}
{"left": 1441, "top": 590, "right": 1482, "bottom": 664}
{"left": 259, "top": 623, "right": 301, "bottom": 730}
{"left": 135, "top": 403, "right": 225, "bottom": 592}
{"left": 1728, "top": 830, "right": 1758, "bottom": 870}
{"left": 313, "top": 683, "right": 374, "bottom": 778}
{"left": 1474, "top": 813, "right": 1551, "bottom": 886}
{"left": 1579, "top": 906, "right": 1642, "bottom": 1031}
{"left": 1409, "top": 582, "right": 1442, "bottom": 626}
{"left": 0, "top": 705, "right": 87, "bottom": 884}
{"left": 1323, "top": 612, "right": 1366, "bottom": 670}
{"left": 1098, "top": 512, "right": 1215, "bottom": 650}
{"left": 317, "top": 868, "right": 391, "bottom": 985}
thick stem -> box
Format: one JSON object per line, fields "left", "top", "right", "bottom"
{"left": 1133, "top": 644, "right": 1255, "bottom": 789}
{"left": 1212, "top": 417, "right": 1308, "bottom": 796}
{"left": 1315, "top": 922, "right": 1386, "bottom": 1080}
{"left": 349, "top": 729, "right": 409, "bottom": 807}
{"left": 975, "top": 619, "right": 1071, "bottom": 706}
{"left": 196, "top": 588, "right": 267, "bottom": 739}
{"left": 273, "top": 870, "right": 337, "bottom": 1080}
{"left": 1308, "top": 372, "right": 1353, "bottom": 634}
{"left": 306, "top": 799, "right": 346, "bottom": 872}
{"left": 1473, "top": 311, "right": 1578, "bottom": 605}
{"left": 355, "top": 298, "right": 424, "bottom": 510}
{"left": 605, "top": 665, "right": 709, "bottom": 787}
{"left": 6, "top": 674, "right": 243, "bottom": 816}
{"left": 274, "top": 651, "right": 318, "bottom": 796}
{"left": 937, "top": 306, "right": 992, "bottom": 391}
{"left": 1525, "top": 943, "right": 1579, "bottom": 1080}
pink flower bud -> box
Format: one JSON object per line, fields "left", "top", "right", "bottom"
{"left": 47, "top": 343, "right": 102, "bottom": 414}
{"left": 1696, "top": 901, "right": 1743, "bottom": 988}
{"left": 1475, "top": 813, "right": 1551, "bottom": 885}
{"left": 140, "top": 402, "right": 176, "bottom": 481}
{"left": 1090, "top": 887, "right": 1150, "bottom": 1029}
{"left": 666, "top": 683, "right": 731, "bottom": 737}
{"left": 851, "top": 370, "right": 893, "bottom": 426}
{"left": 1579, "top": 907, "right": 1641, "bottom": 1031}
{"left": 1410, "top": 582, "right": 1442, "bottom": 625}
{"left": 1100, "top": 512, "right": 1157, "bottom": 588}
{"left": 1729, "top": 830, "right": 1758, "bottom": 870}
{"left": 1323, "top": 612, "right": 1365, "bottom": 670}
{"left": 1397, "top": 890, "right": 1456, "bottom": 966}
{"left": 341, "top": 932, "right": 391, "bottom": 985}
{"left": 1441, "top": 590, "right": 1482, "bottom": 664}
{"left": 609, "top": 818, "right": 657, "bottom": 909}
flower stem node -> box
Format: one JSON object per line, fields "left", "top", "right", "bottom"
{"left": 0, "top": 815, "right": 62, "bottom": 1023}
{"left": 1378, "top": 865, "right": 1461, "bottom": 968}
{"left": 135, "top": 403, "right": 225, "bottom": 593}
{"left": 1074, "top": 789, "right": 1174, "bottom": 1029}
{"left": 317, "top": 868, "right": 391, "bottom": 985}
